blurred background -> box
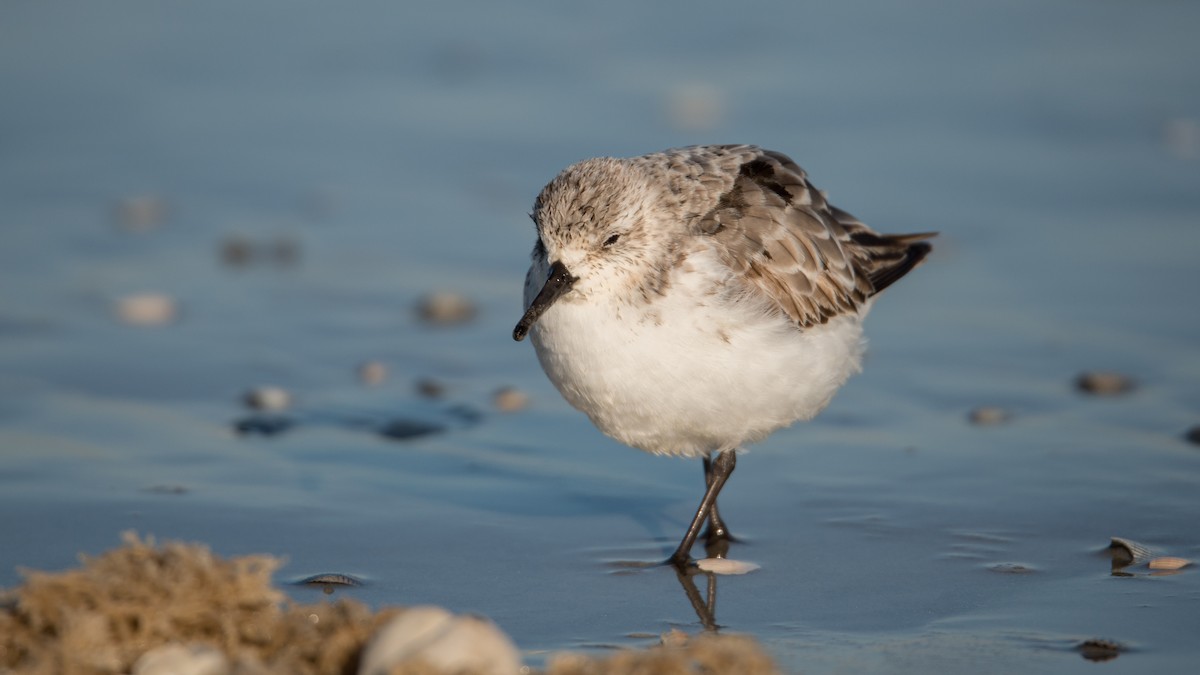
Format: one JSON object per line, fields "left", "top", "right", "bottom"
{"left": 2, "top": 1, "right": 1198, "bottom": 671}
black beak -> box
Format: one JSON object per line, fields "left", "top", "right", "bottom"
{"left": 513, "top": 260, "right": 577, "bottom": 341}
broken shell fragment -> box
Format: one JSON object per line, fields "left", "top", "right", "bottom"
{"left": 986, "top": 562, "right": 1036, "bottom": 574}
{"left": 1075, "top": 371, "right": 1135, "bottom": 395}
{"left": 1077, "top": 638, "right": 1124, "bottom": 662}
{"left": 297, "top": 573, "right": 364, "bottom": 595}
{"left": 1148, "top": 556, "right": 1191, "bottom": 571}
{"left": 116, "top": 293, "right": 177, "bottom": 326}
{"left": 695, "top": 558, "right": 760, "bottom": 575}
{"left": 297, "top": 573, "right": 363, "bottom": 587}
{"left": 492, "top": 386, "right": 529, "bottom": 412}
{"left": 242, "top": 386, "right": 292, "bottom": 412}
{"left": 416, "top": 291, "right": 476, "bottom": 325}
{"left": 967, "top": 406, "right": 1010, "bottom": 426}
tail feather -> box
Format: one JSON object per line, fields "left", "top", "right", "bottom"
{"left": 850, "top": 231, "right": 937, "bottom": 295}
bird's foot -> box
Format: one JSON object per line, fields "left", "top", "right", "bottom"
{"left": 665, "top": 549, "right": 697, "bottom": 570}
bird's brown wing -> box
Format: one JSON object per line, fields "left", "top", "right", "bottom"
{"left": 688, "top": 146, "right": 934, "bottom": 328}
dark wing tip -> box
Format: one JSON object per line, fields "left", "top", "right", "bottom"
{"left": 864, "top": 235, "right": 936, "bottom": 295}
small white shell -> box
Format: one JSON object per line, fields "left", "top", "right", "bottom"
{"left": 967, "top": 406, "right": 1011, "bottom": 426}
{"left": 243, "top": 386, "right": 292, "bottom": 412}
{"left": 493, "top": 387, "right": 530, "bottom": 412}
{"left": 116, "top": 293, "right": 177, "bottom": 326}
{"left": 695, "top": 558, "right": 760, "bottom": 575}
{"left": 416, "top": 291, "right": 476, "bottom": 325}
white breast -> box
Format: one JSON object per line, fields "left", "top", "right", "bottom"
{"left": 527, "top": 249, "right": 867, "bottom": 457}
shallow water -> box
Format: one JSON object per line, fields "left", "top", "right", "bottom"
{"left": 2, "top": 0, "right": 1199, "bottom": 672}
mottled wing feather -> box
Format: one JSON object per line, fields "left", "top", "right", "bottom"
{"left": 686, "top": 146, "right": 933, "bottom": 328}
{"left": 833, "top": 206, "right": 936, "bottom": 294}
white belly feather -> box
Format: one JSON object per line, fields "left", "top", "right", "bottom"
{"left": 527, "top": 251, "right": 867, "bottom": 457}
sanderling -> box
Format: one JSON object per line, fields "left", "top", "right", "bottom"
{"left": 513, "top": 145, "right": 934, "bottom": 567}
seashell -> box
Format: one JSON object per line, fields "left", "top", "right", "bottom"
{"left": 492, "top": 386, "right": 530, "bottom": 412}
{"left": 297, "top": 573, "right": 363, "bottom": 587}
{"left": 986, "top": 562, "right": 1036, "bottom": 574}
{"left": 1148, "top": 556, "right": 1191, "bottom": 571}
{"left": 1075, "top": 371, "right": 1135, "bottom": 395}
{"left": 695, "top": 558, "right": 760, "bottom": 575}
{"left": 297, "top": 573, "right": 364, "bottom": 596}
{"left": 967, "top": 406, "right": 1011, "bottom": 426}
{"left": 1077, "top": 638, "right": 1124, "bottom": 662}
{"left": 116, "top": 293, "right": 177, "bottom": 326}
{"left": 1107, "top": 536, "right": 1155, "bottom": 567}
{"left": 416, "top": 291, "right": 476, "bottom": 325}
{"left": 242, "top": 386, "right": 292, "bottom": 411}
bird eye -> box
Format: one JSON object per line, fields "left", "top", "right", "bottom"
{"left": 602, "top": 233, "right": 621, "bottom": 248}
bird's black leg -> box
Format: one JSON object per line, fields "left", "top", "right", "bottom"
{"left": 701, "top": 453, "right": 736, "bottom": 546}
{"left": 668, "top": 450, "right": 736, "bottom": 568}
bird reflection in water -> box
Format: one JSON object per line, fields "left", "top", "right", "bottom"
{"left": 610, "top": 536, "right": 755, "bottom": 633}
{"left": 670, "top": 537, "right": 733, "bottom": 631}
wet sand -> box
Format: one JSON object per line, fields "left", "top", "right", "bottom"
{"left": 2, "top": 0, "right": 1199, "bottom": 672}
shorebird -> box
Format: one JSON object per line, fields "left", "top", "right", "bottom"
{"left": 514, "top": 145, "right": 933, "bottom": 567}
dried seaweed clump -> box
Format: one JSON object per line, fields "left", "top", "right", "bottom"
{"left": 0, "top": 533, "right": 779, "bottom": 675}
{"left": 0, "top": 532, "right": 398, "bottom": 674}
